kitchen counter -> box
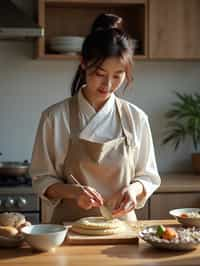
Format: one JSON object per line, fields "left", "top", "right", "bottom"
{"left": 158, "top": 173, "right": 200, "bottom": 192}
{"left": 1, "top": 220, "right": 200, "bottom": 266}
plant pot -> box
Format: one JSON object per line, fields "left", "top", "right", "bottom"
{"left": 192, "top": 153, "right": 200, "bottom": 175}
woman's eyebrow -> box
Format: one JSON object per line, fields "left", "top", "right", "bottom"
{"left": 98, "top": 67, "right": 124, "bottom": 73}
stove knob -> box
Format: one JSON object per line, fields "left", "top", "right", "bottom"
{"left": 17, "top": 197, "right": 27, "bottom": 208}
{"left": 5, "top": 197, "right": 15, "bottom": 208}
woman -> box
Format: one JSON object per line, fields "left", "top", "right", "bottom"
{"left": 30, "top": 13, "right": 160, "bottom": 223}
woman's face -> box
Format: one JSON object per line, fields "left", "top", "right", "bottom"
{"left": 82, "top": 56, "right": 126, "bottom": 110}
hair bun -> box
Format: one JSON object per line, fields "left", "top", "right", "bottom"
{"left": 91, "top": 13, "right": 124, "bottom": 33}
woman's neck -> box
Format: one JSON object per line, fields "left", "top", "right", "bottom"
{"left": 82, "top": 89, "right": 110, "bottom": 112}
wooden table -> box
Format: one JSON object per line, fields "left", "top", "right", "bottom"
{"left": 1, "top": 220, "right": 200, "bottom": 266}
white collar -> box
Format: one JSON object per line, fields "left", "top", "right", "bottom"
{"left": 78, "top": 87, "right": 116, "bottom": 119}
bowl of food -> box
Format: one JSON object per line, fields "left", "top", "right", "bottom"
{"left": 139, "top": 224, "right": 200, "bottom": 251}
{"left": 0, "top": 212, "right": 31, "bottom": 248}
{"left": 169, "top": 208, "right": 200, "bottom": 227}
{"left": 21, "top": 224, "right": 68, "bottom": 251}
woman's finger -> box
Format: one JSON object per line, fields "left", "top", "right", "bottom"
{"left": 84, "top": 186, "right": 103, "bottom": 205}
{"left": 119, "top": 194, "right": 129, "bottom": 209}
{"left": 79, "top": 195, "right": 97, "bottom": 210}
{"left": 112, "top": 201, "right": 135, "bottom": 217}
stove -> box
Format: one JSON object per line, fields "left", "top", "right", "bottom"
{"left": 0, "top": 175, "right": 40, "bottom": 224}
{"left": 0, "top": 175, "right": 32, "bottom": 186}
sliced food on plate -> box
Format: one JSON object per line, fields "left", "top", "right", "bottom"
{"left": 139, "top": 224, "right": 200, "bottom": 251}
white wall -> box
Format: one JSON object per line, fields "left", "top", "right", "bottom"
{"left": 0, "top": 41, "right": 200, "bottom": 173}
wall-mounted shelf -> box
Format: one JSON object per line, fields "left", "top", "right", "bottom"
{"left": 37, "top": 0, "right": 148, "bottom": 60}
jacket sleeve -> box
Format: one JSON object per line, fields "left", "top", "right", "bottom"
{"left": 133, "top": 115, "right": 161, "bottom": 209}
{"left": 29, "top": 111, "right": 63, "bottom": 208}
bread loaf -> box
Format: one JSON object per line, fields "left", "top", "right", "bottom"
{"left": 0, "top": 226, "right": 18, "bottom": 238}
{"left": 0, "top": 212, "right": 26, "bottom": 228}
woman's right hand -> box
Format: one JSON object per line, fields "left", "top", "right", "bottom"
{"left": 75, "top": 185, "right": 104, "bottom": 210}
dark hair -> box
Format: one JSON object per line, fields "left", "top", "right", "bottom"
{"left": 71, "top": 13, "right": 134, "bottom": 96}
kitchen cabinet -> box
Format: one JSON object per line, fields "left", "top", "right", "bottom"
{"left": 37, "top": 0, "right": 200, "bottom": 60}
{"left": 149, "top": 173, "right": 200, "bottom": 219}
{"left": 37, "top": 0, "right": 148, "bottom": 60}
{"left": 149, "top": 0, "right": 200, "bottom": 59}
{"left": 150, "top": 192, "right": 200, "bottom": 219}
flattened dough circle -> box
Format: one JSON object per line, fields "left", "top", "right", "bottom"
{"left": 71, "top": 217, "right": 126, "bottom": 236}
{"left": 72, "top": 217, "right": 123, "bottom": 230}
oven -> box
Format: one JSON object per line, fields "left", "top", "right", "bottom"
{"left": 0, "top": 176, "right": 40, "bottom": 224}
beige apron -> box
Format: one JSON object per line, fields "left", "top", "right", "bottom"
{"left": 51, "top": 94, "right": 137, "bottom": 223}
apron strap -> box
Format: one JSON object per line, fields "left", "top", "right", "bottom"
{"left": 69, "top": 94, "right": 80, "bottom": 137}
{"left": 115, "top": 97, "right": 136, "bottom": 147}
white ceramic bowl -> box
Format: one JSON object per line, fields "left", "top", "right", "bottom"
{"left": 169, "top": 208, "right": 200, "bottom": 227}
{"left": 21, "top": 224, "right": 68, "bottom": 251}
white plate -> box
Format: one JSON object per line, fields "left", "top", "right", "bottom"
{"left": 49, "top": 36, "right": 84, "bottom": 45}
{"left": 169, "top": 208, "right": 200, "bottom": 227}
{"left": 139, "top": 225, "right": 200, "bottom": 251}
{"left": 49, "top": 44, "right": 82, "bottom": 53}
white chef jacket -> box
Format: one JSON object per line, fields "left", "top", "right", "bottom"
{"left": 29, "top": 88, "right": 161, "bottom": 213}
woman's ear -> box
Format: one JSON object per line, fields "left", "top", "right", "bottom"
{"left": 80, "top": 57, "right": 86, "bottom": 70}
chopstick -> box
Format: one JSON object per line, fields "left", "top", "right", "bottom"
{"left": 69, "top": 174, "right": 85, "bottom": 192}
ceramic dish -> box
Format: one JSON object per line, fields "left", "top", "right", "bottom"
{"left": 21, "top": 224, "right": 68, "bottom": 251}
{"left": 169, "top": 208, "right": 200, "bottom": 227}
{"left": 139, "top": 225, "right": 200, "bottom": 251}
{"left": 0, "top": 235, "right": 24, "bottom": 248}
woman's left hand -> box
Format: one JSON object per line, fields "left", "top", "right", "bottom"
{"left": 107, "top": 185, "right": 137, "bottom": 218}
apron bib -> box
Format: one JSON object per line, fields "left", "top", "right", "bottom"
{"left": 51, "top": 94, "right": 137, "bottom": 223}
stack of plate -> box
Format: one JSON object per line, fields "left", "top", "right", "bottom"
{"left": 48, "top": 36, "right": 84, "bottom": 54}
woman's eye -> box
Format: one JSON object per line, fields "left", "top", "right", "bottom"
{"left": 113, "top": 75, "right": 120, "bottom": 79}
{"left": 96, "top": 72, "right": 105, "bottom": 77}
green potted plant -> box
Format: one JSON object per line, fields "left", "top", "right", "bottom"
{"left": 162, "top": 91, "right": 200, "bottom": 174}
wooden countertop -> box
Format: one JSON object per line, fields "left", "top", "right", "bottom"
{"left": 158, "top": 173, "right": 200, "bottom": 193}
{"left": 1, "top": 220, "right": 200, "bottom": 266}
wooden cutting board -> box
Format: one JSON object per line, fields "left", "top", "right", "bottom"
{"left": 65, "top": 223, "right": 139, "bottom": 245}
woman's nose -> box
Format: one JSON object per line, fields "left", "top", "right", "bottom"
{"left": 102, "top": 77, "right": 112, "bottom": 89}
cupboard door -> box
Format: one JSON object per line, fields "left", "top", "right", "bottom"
{"left": 150, "top": 193, "right": 200, "bottom": 219}
{"left": 135, "top": 201, "right": 149, "bottom": 220}
{"left": 149, "top": 0, "right": 200, "bottom": 59}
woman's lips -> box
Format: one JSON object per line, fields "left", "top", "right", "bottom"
{"left": 98, "top": 88, "right": 110, "bottom": 94}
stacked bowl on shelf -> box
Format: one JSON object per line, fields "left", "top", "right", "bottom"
{"left": 48, "top": 36, "right": 85, "bottom": 54}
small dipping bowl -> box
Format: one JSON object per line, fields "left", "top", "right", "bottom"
{"left": 21, "top": 224, "right": 68, "bottom": 251}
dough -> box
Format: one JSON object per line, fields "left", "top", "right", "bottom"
{"left": 0, "top": 212, "right": 26, "bottom": 228}
{"left": 71, "top": 217, "right": 126, "bottom": 236}
{"left": 71, "top": 225, "right": 124, "bottom": 236}
{"left": 72, "top": 217, "right": 123, "bottom": 230}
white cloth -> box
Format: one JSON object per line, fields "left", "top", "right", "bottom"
{"left": 29, "top": 88, "right": 160, "bottom": 211}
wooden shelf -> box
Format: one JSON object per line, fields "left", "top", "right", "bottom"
{"left": 36, "top": 53, "right": 147, "bottom": 60}
{"left": 37, "top": 0, "right": 148, "bottom": 60}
